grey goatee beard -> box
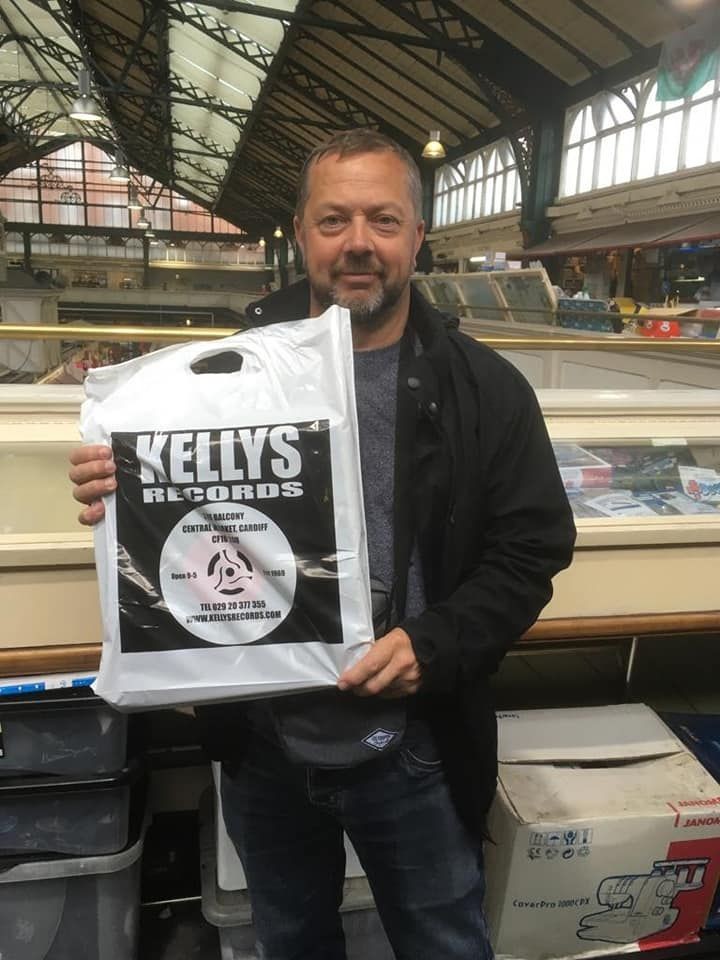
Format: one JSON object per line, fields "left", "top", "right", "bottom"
{"left": 313, "top": 259, "right": 405, "bottom": 331}
{"left": 330, "top": 286, "right": 386, "bottom": 329}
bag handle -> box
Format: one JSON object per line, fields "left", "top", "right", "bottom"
{"left": 189, "top": 349, "right": 245, "bottom": 374}
{"left": 180, "top": 335, "right": 250, "bottom": 376}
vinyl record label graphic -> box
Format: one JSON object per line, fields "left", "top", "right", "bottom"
{"left": 159, "top": 503, "right": 297, "bottom": 644}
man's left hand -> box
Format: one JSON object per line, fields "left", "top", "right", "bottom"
{"left": 337, "top": 628, "right": 422, "bottom": 698}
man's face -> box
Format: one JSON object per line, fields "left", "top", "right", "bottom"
{"left": 294, "top": 150, "right": 424, "bottom": 330}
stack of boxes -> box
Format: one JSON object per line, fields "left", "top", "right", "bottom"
{"left": 0, "top": 686, "right": 145, "bottom": 960}
{"left": 199, "top": 761, "right": 395, "bottom": 959}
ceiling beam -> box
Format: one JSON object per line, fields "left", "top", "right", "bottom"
{"left": 565, "top": 44, "right": 663, "bottom": 107}
{"left": 3, "top": 221, "right": 249, "bottom": 242}
{"left": 0, "top": 136, "right": 74, "bottom": 177}
{"left": 7, "top": 33, "right": 82, "bottom": 73}
{"left": 283, "top": 47, "right": 422, "bottom": 148}
{"left": 566, "top": 0, "right": 642, "bottom": 53}
{"left": 292, "top": 31, "right": 450, "bottom": 141}
{"left": 0, "top": 96, "right": 55, "bottom": 149}
{"left": 0, "top": 5, "right": 85, "bottom": 144}
{"left": 154, "top": 4, "right": 175, "bottom": 193}
{"left": 442, "top": 113, "right": 533, "bottom": 164}
{"left": 163, "top": 0, "right": 275, "bottom": 73}
{"left": 250, "top": 117, "right": 312, "bottom": 167}
{"left": 331, "top": 0, "right": 488, "bottom": 130}
{"left": 113, "top": 4, "right": 159, "bottom": 89}
{"left": 491, "top": 0, "right": 601, "bottom": 73}
{"left": 171, "top": 122, "right": 233, "bottom": 160}
{"left": 211, "top": 0, "right": 311, "bottom": 213}
{"left": 173, "top": 0, "right": 518, "bottom": 55}
{"left": 376, "top": 0, "right": 515, "bottom": 123}
{"left": 386, "top": 0, "right": 567, "bottom": 113}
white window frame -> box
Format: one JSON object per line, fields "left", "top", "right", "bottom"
{"left": 433, "top": 139, "right": 520, "bottom": 228}
{"left": 560, "top": 61, "right": 720, "bottom": 199}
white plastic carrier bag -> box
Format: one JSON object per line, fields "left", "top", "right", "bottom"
{"left": 81, "top": 307, "right": 374, "bottom": 709}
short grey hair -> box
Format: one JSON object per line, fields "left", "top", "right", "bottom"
{"left": 295, "top": 128, "right": 423, "bottom": 220}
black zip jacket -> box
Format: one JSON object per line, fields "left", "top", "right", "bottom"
{"left": 198, "top": 279, "right": 576, "bottom": 836}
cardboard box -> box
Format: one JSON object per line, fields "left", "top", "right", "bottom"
{"left": 662, "top": 713, "right": 720, "bottom": 931}
{"left": 485, "top": 704, "right": 720, "bottom": 960}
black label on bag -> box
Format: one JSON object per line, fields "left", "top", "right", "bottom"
{"left": 112, "top": 420, "right": 342, "bottom": 652}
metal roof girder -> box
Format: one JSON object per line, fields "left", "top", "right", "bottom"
{"left": 226, "top": 155, "right": 296, "bottom": 207}
{"left": 171, "top": 121, "right": 234, "bottom": 159}
{"left": 291, "top": 30, "right": 457, "bottom": 141}
{"left": 278, "top": 60, "right": 377, "bottom": 127}
{"left": 242, "top": 143, "right": 296, "bottom": 179}
{"left": 188, "top": 0, "right": 483, "bottom": 52}
{"left": 329, "top": 0, "right": 489, "bottom": 131}
{"left": 223, "top": 173, "right": 295, "bottom": 216}
{"left": 216, "top": 177, "right": 290, "bottom": 220}
{"left": 0, "top": 7, "right": 82, "bottom": 139}
{"left": 9, "top": 32, "right": 83, "bottom": 74}
{"left": 168, "top": 73, "right": 252, "bottom": 122}
{"left": 377, "top": 0, "right": 518, "bottom": 123}
{"left": 282, "top": 47, "right": 423, "bottom": 149}
{"left": 0, "top": 99, "right": 54, "bottom": 146}
{"left": 266, "top": 104, "right": 342, "bottom": 131}
{"left": 153, "top": 3, "right": 176, "bottom": 205}
{"left": 210, "top": 0, "right": 310, "bottom": 214}
{"left": 565, "top": 0, "right": 642, "bottom": 54}
{"left": 113, "top": 2, "right": 163, "bottom": 90}
{"left": 85, "top": 25, "right": 157, "bottom": 83}
{"left": 164, "top": 0, "right": 276, "bottom": 73}
{"left": 250, "top": 116, "right": 311, "bottom": 166}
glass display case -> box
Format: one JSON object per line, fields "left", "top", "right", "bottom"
{"left": 0, "top": 385, "right": 718, "bottom": 654}
{"left": 413, "top": 269, "right": 556, "bottom": 325}
{"left": 414, "top": 271, "right": 720, "bottom": 339}
{"left": 540, "top": 389, "right": 720, "bottom": 621}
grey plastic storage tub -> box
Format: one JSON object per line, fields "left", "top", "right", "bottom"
{"left": 0, "top": 821, "right": 144, "bottom": 960}
{"left": 0, "top": 688, "right": 127, "bottom": 778}
{"left": 0, "top": 765, "right": 138, "bottom": 856}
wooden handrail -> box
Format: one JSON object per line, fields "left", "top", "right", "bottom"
{"left": 1, "top": 610, "right": 718, "bottom": 680}
{"left": 0, "top": 644, "right": 101, "bottom": 678}
{"left": 523, "top": 610, "right": 720, "bottom": 642}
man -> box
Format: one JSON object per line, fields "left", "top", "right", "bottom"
{"left": 70, "top": 129, "right": 575, "bottom": 959}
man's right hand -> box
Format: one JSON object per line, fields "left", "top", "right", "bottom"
{"left": 69, "top": 444, "right": 116, "bottom": 526}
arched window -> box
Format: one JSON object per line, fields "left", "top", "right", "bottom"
{"left": 560, "top": 61, "right": 720, "bottom": 197}
{"left": 433, "top": 162, "right": 465, "bottom": 228}
{"left": 0, "top": 142, "right": 241, "bottom": 234}
{"left": 433, "top": 139, "right": 520, "bottom": 227}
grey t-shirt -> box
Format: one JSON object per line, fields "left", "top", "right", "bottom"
{"left": 245, "top": 338, "right": 427, "bottom": 766}
{"left": 354, "top": 342, "right": 426, "bottom": 625}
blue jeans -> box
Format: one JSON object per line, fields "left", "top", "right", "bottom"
{"left": 220, "top": 730, "right": 493, "bottom": 960}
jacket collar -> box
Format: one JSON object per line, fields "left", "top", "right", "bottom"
{"left": 246, "top": 278, "right": 458, "bottom": 369}
{"left": 245, "top": 279, "right": 311, "bottom": 326}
